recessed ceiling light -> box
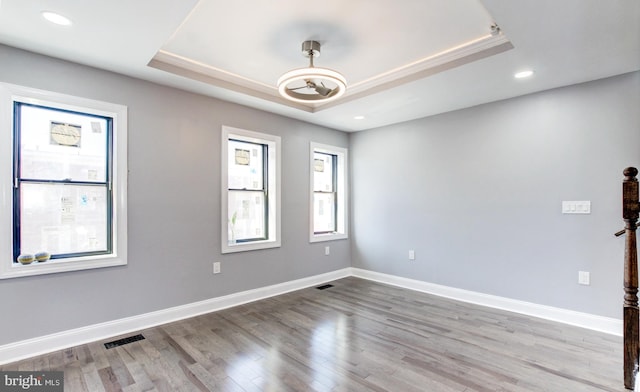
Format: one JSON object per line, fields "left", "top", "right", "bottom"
{"left": 354, "top": 115, "right": 365, "bottom": 120}
{"left": 514, "top": 70, "right": 534, "bottom": 79}
{"left": 41, "top": 11, "right": 72, "bottom": 26}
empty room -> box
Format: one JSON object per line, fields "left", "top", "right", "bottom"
{"left": 0, "top": 0, "right": 639, "bottom": 391}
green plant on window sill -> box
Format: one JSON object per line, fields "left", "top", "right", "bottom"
{"left": 229, "top": 211, "right": 237, "bottom": 244}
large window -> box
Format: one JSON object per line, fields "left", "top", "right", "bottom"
{"left": 221, "top": 126, "right": 280, "bottom": 253}
{"left": 0, "top": 83, "right": 127, "bottom": 279}
{"left": 310, "top": 142, "right": 348, "bottom": 242}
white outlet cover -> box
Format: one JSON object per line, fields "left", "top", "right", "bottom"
{"left": 578, "top": 271, "right": 590, "bottom": 285}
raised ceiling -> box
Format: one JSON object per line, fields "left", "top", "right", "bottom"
{"left": 0, "top": 0, "right": 638, "bottom": 131}
{"left": 149, "top": 0, "right": 512, "bottom": 112}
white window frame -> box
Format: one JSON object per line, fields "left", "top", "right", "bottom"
{"left": 310, "top": 142, "right": 348, "bottom": 242}
{"left": 0, "top": 83, "right": 128, "bottom": 279}
{"left": 221, "top": 126, "right": 281, "bottom": 253}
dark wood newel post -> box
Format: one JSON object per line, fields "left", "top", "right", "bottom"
{"left": 623, "top": 167, "right": 639, "bottom": 390}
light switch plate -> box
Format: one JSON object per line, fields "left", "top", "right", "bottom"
{"left": 562, "top": 201, "right": 591, "bottom": 214}
{"left": 578, "top": 271, "right": 590, "bottom": 285}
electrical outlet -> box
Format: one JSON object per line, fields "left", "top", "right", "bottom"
{"left": 213, "top": 262, "right": 221, "bottom": 274}
{"left": 578, "top": 271, "right": 590, "bottom": 285}
{"left": 325, "top": 246, "right": 330, "bottom": 256}
{"left": 408, "top": 250, "right": 415, "bottom": 260}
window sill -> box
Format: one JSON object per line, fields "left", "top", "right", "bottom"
{"left": 0, "top": 254, "right": 127, "bottom": 279}
{"left": 221, "top": 239, "right": 281, "bottom": 254}
{"left": 310, "top": 232, "right": 348, "bottom": 243}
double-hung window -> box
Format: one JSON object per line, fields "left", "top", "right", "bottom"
{"left": 221, "top": 126, "right": 280, "bottom": 253}
{"left": 310, "top": 142, "right": 348, "bottom": 242}
{"left": 0, "top": 83, "right": 127, "bottom": 279}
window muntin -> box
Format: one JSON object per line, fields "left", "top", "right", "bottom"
{"left": 222, "top": 126, "right": 280, "bottom": 253}
{"left": 0, "top": 83, "right": 127, "bottom": 279}
{"left": 310, "top": 143, "right": 348, "bottom": 242}
{"left": 13, "top": 103, "right": 113, "bottom": 260}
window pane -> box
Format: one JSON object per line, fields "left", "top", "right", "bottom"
{"left": 314, "top": 192, "right": 336, "bottom": 233}
{"left": 313, "top": 152, "right": 334, "bottom": 192}
{"left": 228, "top": 140, "right": 263, "bottom": 190}
{"left": 228, "top": 190, "right": 266, "bottom": 242}
{"left": 19, "top": 183, "right": 109, "bottom": 256}
{"left": 19, "top": 105, "right": 108, "bottom": 182}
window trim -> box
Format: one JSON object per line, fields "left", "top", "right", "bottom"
{"left": 0, "top": 83, "right": 128, "bottom": 279}
{"left": 221, "top": 126, "right": 281, "bottom": 253}
{"left": 309, "top": 142, "right": 348, "bottom": 243}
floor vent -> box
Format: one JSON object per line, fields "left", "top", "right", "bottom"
{"left": 104, "top": 334, "right": 145, "bottom": 349}
{"left": 316, "top": 284, "right": 334, "bottom": 290}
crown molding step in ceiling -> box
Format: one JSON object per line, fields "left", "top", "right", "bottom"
{"left": 147, "top": 0, "right": 513, "bottom": 113}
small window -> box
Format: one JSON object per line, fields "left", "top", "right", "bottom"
{"left": 221, "top": 126, "right": 280, "bottom": 253}
{"left": 0, "top": 83, "right": 127, "bottom": 279}
{"left": 310, "top": 142, "right": 348, "bottom": 242}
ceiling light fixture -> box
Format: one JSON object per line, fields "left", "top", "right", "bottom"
{"left": 354, "top": 115, "right": 365, "bottom": 120}
{"left": 277, "top": 41, "right": 347, "bottom": 104}
{"left": 41, "top": 11, "right": 72, "bottom": 26}
{"left": 514, "top": 70, "right": 534, "bottom": 79}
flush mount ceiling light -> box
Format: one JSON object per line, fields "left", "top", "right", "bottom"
{"left": 41, "top": 11, "right": 72, "bottom": 26}
{"left": 514, "top": 70, "right": 534, "bottom": 79}
{"left": 277, "top": 40, "right": 347, "bottom": 104}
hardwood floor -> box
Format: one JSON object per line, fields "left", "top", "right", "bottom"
{"left": 1, "top": 277, "right": 626, "bottom": 391}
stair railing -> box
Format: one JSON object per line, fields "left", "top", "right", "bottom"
{"left": 616, "top": 167, "right": 639, "bottom": 389}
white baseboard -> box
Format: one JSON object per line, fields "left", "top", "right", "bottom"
{"left": 0, "top": 268, "right": 351, "bottom": 365}
{"left": 351, "top": 268, "right": 622, "bottom": 336}
{"left": 0, "top": 266, "right": 623, "bottom": 365}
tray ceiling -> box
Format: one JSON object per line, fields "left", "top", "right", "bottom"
{"left": 149, "top": 0, "right": 512, "bottom": 112}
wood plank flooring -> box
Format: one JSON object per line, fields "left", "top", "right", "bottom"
{"left": 1, "top": 277, "right": 627, "bottom": 391}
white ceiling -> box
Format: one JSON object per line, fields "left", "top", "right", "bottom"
{"left": 0, "top": 0, "right": 638, "bottom": 132}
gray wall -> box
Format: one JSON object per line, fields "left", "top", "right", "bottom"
{"left": 0, "top": 45, "right": 350, "bottom": 345}
{"left": 350, "top": 71, "right": 640, "bottom": 319}
{"left": 1, "top": 41, "right": 637, "bottom": 347}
